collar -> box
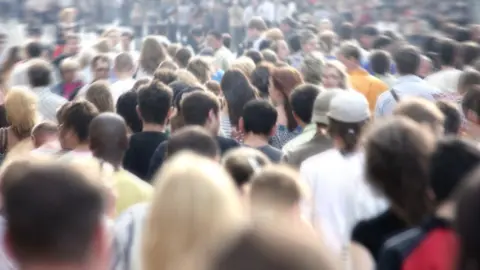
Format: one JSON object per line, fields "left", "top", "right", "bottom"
{"left": 348, "top": 68, "right": 369, "bottom": 76}
{"left": 421, "top": 216, "right": 452, "bottom": 231}
{"left": 396, "top": 74, "right": 423, "bottom": 83}
{"left": 302, "top": 123, "right": 316, "bottom": 133}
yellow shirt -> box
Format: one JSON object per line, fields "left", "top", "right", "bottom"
{"left": 349, "top": 69, "right": 388, "bottom": 112}
{"left": 114, "top": 169, "right": 153, "bottom": 216}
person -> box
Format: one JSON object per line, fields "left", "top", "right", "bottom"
{"left": 375, "top": 46, "right": 441, "bottom": 116}
{"left": 426, "top": 38, "right": 462, "bottom": 94}
{"left": 220, "top": 69, "right": 258, "bottom": 139}
{"left": 240, "top": 100, "right": 282, "bottom": 162}
{"left": 2, "top": 160, "right": 110, "bottom": 270}
{"left": 261, "top": 49, "right": 278, "bottom": 64}
{"left": 300, "top": 53, "right": 324, "bottom": 85}
{"left": 337, "top": 43, "right": 388, "bottom": 111}
{"left": 417, "top": 55, "right": 434, "bottom": 79}
{"left": 358, "top": 25, "right": 379, "bottom": 61}
{"left": 436, "top": 100, "right": 462, "bottom": 136}
{"left": 269, "top": 66, "right": 303, "bottom": 148}
{"left": 282, "top": 89, "right": 337, "bottom": 167}
{"left": 270, "top": 39, "right": 290, "bottom": 63}
{"left": 288, "top": 30, "right": 317, "bottom": 69}
{"left": 123, "top": 81, "right": 172, "bottom": 180}
{"left": 116, "top": 91, "right": 143, "bottom": 135}
{"left": 85, "top": 80, "right": 115, "bottom": 113}
{"left": 165, "top": 126, "right": 220, "bottom": 161}
{"left": 51, "top": 58, "right": 83, "bottom": 99}
{"left": 244, "top": 49, "right": 263, "bottom": 66}
{"left": 206, "top": 30, "right": 234, "bottom": 71}
{"left": 243, "top": 17, "right": 268, "bottom": 53}
{"left": 9, "top": 41, "right": 43, "bottom": 87}
{"left": 174, "top": 47, "right": 193, "bottom": 68}
{"left": 137, "top": 36, "right": 169, "bottom": 78}
{"left": 250, "top": 63, "right": 272, "bottom": 99}
{"left": 153, "top": 68, "right": 178, "bottom": 85}
{"left": 110, "top": 52, "right": 136, "bottom": 103}
{"left": 300, "top": 91, "right": 386, "bottom": 255}
{"left": 187, "top": 56, "right": 212, "bottom": 84}
{"left": 282, "top": 83, "right": 321, "bottom": 154}
{"left": 147, "top": 91, "right": 239, "bottom": 179}
{"left": 72, "top": 54, "right": 111, "bottom": 100}
{"left": 31, "top": 121, "right": 58, "bottom": 149}
{"left": 378, "top": 137, "right": 480, "bottom": 270}
{"left": 27, "top": 59, "right": 67, "bottom": 122}
{"left": 58, "top": 100, "right": 99, "bottom": 154}
{"left": 52, "top": 34, "right": 81, "bottom": 70}
{"left": 0, "top": 88, "right": 38, "bottom": 156}
{"left": 393, "top": 98, "right": 446, "bottom": 136}
{"left": 229, "top": 0, "right": 244, "bottom": 52}
{"left": 113, "top": 152, "right": 243, "bottom": 270}
{"left": 369, "top": 50, "right": 396, "bottom": 88}
{"left": 322, "top": 60, "right": 350, "bottom": 90}
{"left": 0, "top": 46, "right": 23, "bottom": 90}
{"left": 230, "top": 56, "right": 256, "bottom": 77}
{"left": 89, "top": 113, "right": 152, "bottom": 216}
{"left": 352, "top": 117, "right": 436, "bottom": 261}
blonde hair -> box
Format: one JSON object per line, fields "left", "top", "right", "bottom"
{"left": 159, "top": 60, "right": 179, "bottom": 71}
{"left": 143, "top": 152, "right": 244, "bottom": 270}
{"left": 140, "top": 36, "right": 169, "bottom": 75}
{"left": 264, "top": 28, "right": 284, "bottom": 41}
{"left": 176, "top": 69, "right": 201, "bottom": 86}
{"left": 300, "top": 52, "right": 325, "bottom": 85}
{"left": 324, "top": 60, "right": 350, "bottom": 89}
{"left": 167, "top": 43, "right": 182, "bottom": 58}
{"left": 58, "top": 7, "right": 76, "bottom": 23}
{"left": 93, "top": 38, "right": 111, "bottom": 54}
{"left": 187, "top": 57, "right": 212, "bottom": 84}
{"left": 85, "top": 80, "right": 114, "bottom": 113}
{"left": 230, "top": 56, "right": 256, "bottom": 77}
{"left": 5, "top": 88, "right": 38, "bottom": 139}
{"left": 60, "top": 57, "right": 79, "bottom": 71}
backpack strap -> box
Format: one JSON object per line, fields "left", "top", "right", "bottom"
{"left": 390, "top": 88, "right": 400, "bottom": 102}
{"left": 0, "top": 127, "right": 8, "bottom": 155}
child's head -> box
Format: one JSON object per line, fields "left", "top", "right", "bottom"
{"left": 31, "top": 122, "right": 58, "bottom": 148}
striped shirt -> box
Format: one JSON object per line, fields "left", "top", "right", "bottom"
{"left": 32, "top": 87, "right": 68, "bottom": 122}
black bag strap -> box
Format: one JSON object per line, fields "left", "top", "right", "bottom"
{"left": 391, "top": 88, "right": 400, "bottom": 102}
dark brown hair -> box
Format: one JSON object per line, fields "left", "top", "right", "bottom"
{"left": 271, "top": 67, "right": 304, "bottom": 131}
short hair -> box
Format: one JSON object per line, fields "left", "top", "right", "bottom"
{"left": 166, "top": 126, "right": 219, "bottom": 159}
{"left": 25, "top": 41, "right": 43, "bottom": 58}
{"left": 60, "top": 58, "right": 79, "bottom": 71}
{"left": 300, "top": 53, "right": 324, "bottom": 85}
{"left": 250, "top": 165, "right": 304, "bottom": 211}
{"left": 91, "top": 54, "right": 111, "bottom": 69}
{"left": 61, "top": 100, "right": 99, "bottom": 143}
{"left": 85, "top": 81, "right": 114, "bottom": 113}
{"left": 205, "top": 80, "right": 221, "bottom": 96}
{"left": 458, "top": 70, "right": 480, "bottom": 94}
{"left": 31, "top": 121, "right": 58, "bottom": 138}
{"left": 222, "top": 148, "right": 270, "bottom": 189}
{"left": 27, "top": 59, "right": 52, "bottom": 87}
{"left": 137, "top": 81, "right": 173, "bottom": 124}
{"left": 290, "top": 84, "right": 321, "bottom": 124}
{"left": 369, "top": 50, "right": 392, "bottom": 75}
{"left": 153, "top": 68, "right": 178, "bottom": 85}
{"left": 114, "top": 52, "right": 135, "bottom": 73}
{"left": 438, "top": 38, "right": 458, "bottom": 66}
{"left": 3, "top": 161, "right": 104, "bottom": 263}
{"left": 361, "top": 25, "right": 379, "bottom": 37}
{"left": 261, "top": 49, "right": 278, "bottom": 64}
{"left": 242, "top": 100, "right": 277, "bottom": 136}
{"left": 158, "top": 60, "right": 179, "bottom": 71}
{"left": 181, "top": 91, "right": 220, "bottom": 126}
{"left": 116, "top": 91, "right": 142, "bottom": 133}
{"left": 394, "top": 46, "right": 421, "bottom": 75}
{"left": 250, "top": 64, "right": 272, "bottom": 99}
{"left": 244, "top": 50, "right": 264, "bottom": 65}
{"left": 436, "top": 100, "right": 462, "bottom": 135}
{"left": 300, "top": 30, "right": 316, "bottom": 45}
{"left": 339, "top": 43, "right": 361, "bottom": 61}
{"left": 167, "top": 43, "right": 182, "bottom": 58}
{"left": 288, "top": 34, "right": 302, "bottom": 53}
{"left": 207, "top": 30, "right": 222, "bottom": 40}
{"left": 187, "top": 56, "right": 211, "bottom": 84}
{"left": 222, "top": 33, "right": 232, "bottom": 49}
{"left": 462, "top": 42, "right": 480, "bottom": 67}
{"left": 175, "top": 47, "right": 193, "bottom": 68}
{"left": 132, "top": 78, "right": 151, "bottom": 92}
{"left": 372, "top": 35, "right": 393, "bottom": 50}
{"left": 430, "top": 137, "right": 480, "bottom": 204}
{"left": 393, "top": 98, "right": 445, "bottom": 133}
{"left": 339, "top": 22, "right": 354, "bottom": 40}
{"left": 248, "top": 17, "right": 267, "bottom": 31}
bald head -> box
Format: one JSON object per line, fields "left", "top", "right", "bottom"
{"left": 89, "top": 113, "right": 128, "bottom": 168}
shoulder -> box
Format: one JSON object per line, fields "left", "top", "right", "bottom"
{"left": 300, "top": 149, "right": 337, "bottom": 172}
{"left": 116, "top": 170, "right": 153, "bottom": 194}
{"left": 217, "top": 136, "right": 240, "bottom": 148}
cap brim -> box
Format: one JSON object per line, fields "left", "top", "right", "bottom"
{"left": 312, "top": 114, "right": 328, "bottom": 125}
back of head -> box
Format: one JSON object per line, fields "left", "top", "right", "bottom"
{"left": 393, "top": 98, "right": 445, "bottom": 135}
{"left": 364, "top": 117, "right": 435, "bottom": 224}
{"left": 435, "top": 100, "right": 462, "bottom": 135}
{"left": 181, "top": 91, "right": 219, "bottom": 126}
{"left": 137, "top": 81, "right": 173, "bottom": 125}
{"left": 260, "top": 49, "right": 278, "bottom": 64}
{"left": 60, "top": 100, "right": 99, "bottom": 145}
{"left": 3, "top": 160, "right": 105, "bottom": 265}
{"left": 144, "top": 152, "right": 242, "bottom": 270}
{"left": 244, "top": 50, "right": 264, "bottom": 65}
{"left": 369, "top": 50, "right": 392, "bottom": 75}
{"left": 438, "top": 38, "right": 458, "bottom": 67}
{"left": 158, "top": 60, "right": 179, "bottom": 71}
{"left": 250, "top": 64, "right": 272, "bottom": 99}
{"left": 85, "top": 80, "right": 114, "bottom": 113}
{"left": 394, "top": 46, "right": 421, "bottom": 75}
{"left": 372, "top": 35, "right": 393, "bottom": 50}
{"left": 5, "top": 88, "right": 38, "bottom": 139}
{"left": 290, "top": 83, "right": 321, "bottom": 125}
{"left": 114, "top": 52, "right": 135, "bottom": 73}
{"left": 88, "top": 113, "right": 128, "bottom": 161}
{"left": 175, "top": 47, "right": 193, "bottom": 68}
{"left": 339, "top": 22, "right": 354, "bottom": 41}
{"left": 300, "top": 53, "right": 324, "bottom": 85}
{"left": 25, "top": 41, "right": 43, "bottom": 59}
{"left": 231, "top": 56, "right": 256, "bottom": 77}
{"left": 116, "top": 91, "right": 142, "bottom": 133}
{"left": 458, "top": 69, "right": 480, "bottom": 95}
{"left": 166, "top": 126, "right": 219, "bottom": 160}
{"left": 27, "top": 59, "right": 52, "bottom": 88}
{"left": 339, "top": 43, "right": 361, "bottom": 63}
{"left": 222, "top": 148, "right": 270, "bottom": 189}
{"left": 248, "top": 17, "right": 267, "bottom": 32}
{"left": 153, "top": 68, "right": 178, "bottom": 85}
{"left": 187, "top": 56, "right": 212, "bottom": 84}
{"left": 462, "top": 41, "right": 479, "bottom": 67}
{"left": 360, "top": 25, "right": 379, "bottom": 38}
{"left": 140, "top": 36, "right": 168, "bottom": 75}
{"left": 241, "top": 99, "right": 277, "bottom": 137}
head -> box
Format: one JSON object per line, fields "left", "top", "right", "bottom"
{"left": 462, "top": 85, "right": 480, "bottom": 126}
{"left": 364, "top": 117, "right": 435, "bottom": 225}
{"left": 231, "top": 56, "right": 256, "bottom": 77}
{"left": 64, "top": 34, "right": 80, "bottom": 55}
{"left": 247, "top": 17, "right": 267, "bottom": 40}
{"left": 222, "top": 148, "right": 270, "bottom": 191}
{"left": 113, "top": 52, "right": 135, "bottom": 77}
{"left": 5, "top": 88, "right": 38, "bottom": 140}
{"left": 153, "top": 68, "right": 178, "bottom": 85}
{"left": 222, "top": 33, "right": 232, "bottom": 49}
{"left": 369, "top": 50, "right": 392, "bottom": 76}
{"left": 250, "top": 64, "right": 272, "bottom": 99}
{"left": 221, "top": 69, "right": 258, "bottom": 128}
{"left": 143, "top": 152, "right": 243, "bottom": 270}
{"left": 174, "top": 47, "right": 193, "bottom": 68}
{"left": 322, "top": 60, "right": 349, "bottom": 89}
{"left": 3, "top": 161, "right": 107, "bottom": 269}
{"left": 288, "top": 34, "right": 302, "bottom": 54}
{"left": 206, "top": 31, "right": 224, "bottom": 50}
{"left": 166, "top": 43, "right": 182, "bottom": 58}
{"left": 25, "top": 41, "right": 43, "bottom": 59}
{"left": 359, "top": 25, "right": 379, "bottom": 50}
{"left": 180, "top": 91, "right": 221, "bottom": 134}
{"left": 140, "top": 36, "right": 169, "bottom": 75}
{"left": 394, "top": 46, "right": 421, "bottom": 76}
{"left": 1, "top": 46, "right": 23, "bottom": 71}
{"left": 31, "top": 122, "right": 58, "bottom": 148}
{"left": 461, "top": 42, "right": 479, "bottom": 67}
{"left": 137, "top": 81, "right": 173, "bottom": 126}
{"left": 300, "top": 52, "right": 324, "bottom": 85}
{"left": 175, "top": 69, "right": 201, "bottom": 86}
{"left": 393, "top": 98, "right": 445, "bottom": 136}
{"left": 158, "top": 60, "right": 179, "bottom": 71}
{"left": 270, "top": 39, "right": 290, "bottom": 61}
{"left": 436, "top": 100, "right": 462, "bottom": 136}
{"left": 319, "top": 31, "right": 336, "bottom": 55}
{"left": 88, "top": 113, "right": 128, "bottom": 168}
{"left": 58, "top": 7, "right": 77, "bottom": 23}
{"left": 270, "top": 67, "right": 304, "bottom": 131}
{"left": 120, "top": 30, "right": 134, "bottom": 51}
{"left": 260, "top": 49, "right": 278, "bottom": 65}
{"left": 101, "top": 28, "right": 121, "bottom": 48}
{"left": 190, "top": 26, "right": 204, "bottom": 43}
{"left": 417, "top": 55, "right": 433, "bottom": 79}
{"left": 437, "top": 38, "right": 458, "bottom": 67}
{"left": 264, "top": 28, "right": 284, "bottom": 41}
{"left": 458, "top": 69, "right": 480, "bottom": 95}
{"left": 165, "top": 126, "right": 220, "bottom": 160}
{"left": 85, "top": 80, "right": 115, "bottom": 113}
{"left": 239, "top": 99, "right": 277, "bottom": 139}
{"left": 372, "top": 35, "right": 393, "bottom": 52}
{"left": 205, "top": 80, "right": 221, "bottom": 96}
{"left": 337, "top": 43, "right": 362, "bottom": 71}
{"left": 58, "top": 100, "right": 99, "bottom": 150}
{"left": 300, "top": 31, "right": 318, "bottom": 54}
{"left": 27, "top": 59, "right": 53, "bottom": 88}
{"left": 59, "top": 58, "right": 79, "bottom": 83}
{"left": 91, "top": 54, "right": 111, "bottom": 81}
{"left": 339, "top": 22, "right": 354, "bottom": 41}
{"left": 116, "top": 91, "right": 142, "bottom": 134}
{"left": 187, "top": 57, "right": 212, "bottom": 84}
{"left": 244, "top": 50, "right": 263, "bottom": 66}
{"left": 290, "top": 84, "right": 321, "bottom": 127}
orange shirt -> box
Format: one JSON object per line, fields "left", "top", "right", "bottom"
{"left": 349, "top": 68, "right": 389, "bottom": 112}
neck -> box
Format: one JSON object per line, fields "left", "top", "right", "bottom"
{"left": 96, "top": 152, "right": 123, "bottom": 170}
{"left": 73, "top": 143, "right": 90, "bottom": 152}
{"left": 243, "top": 133, "right": 269, "bottom": 147}
{"left": 142, "top": 123, "right": 166, "bottom": 132}
{"left": 115, "top": 72, "right": 132, "bottom": 80}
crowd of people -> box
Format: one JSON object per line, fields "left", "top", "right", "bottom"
{"left": 1, "top": 1, "right": 480, "bottom": 270}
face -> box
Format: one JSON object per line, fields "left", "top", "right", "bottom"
{"left": 93, "top": 60, "right": 110, "bottom": 81}
{"left": 62, "top": 69, "right": 77, "bottom": 82}
{"left": 417, "top": 58, "right": 433, "bottom": 79}
{"left": 302, "top": 38, "right": 318, "bottom": 53}
{"left": 59, "top": 125, "right": 75, "bottom": 150}
{"left": 276, "top": 40, "right": 290, "bottom": 60}
{"left": 206, "top": 35, "right": 221, "bottom": 49}
{"left": 322, "top": 66, "right": 342, "bottom": 89}
{"left": 247, "top": 28, "right": 260, "bottom": 39}
{"left": 65, "top": 38, "right": 80, "bottom": 54}
{"left": 107, "top": 31, "right": 121, "bottom": 47}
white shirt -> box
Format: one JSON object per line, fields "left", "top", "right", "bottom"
{"left": 9, "top": 61, "right": 31, "bottom": 88}
{"left": 257, "top": 1, "right": 275, "bottom": 22}
{"left": 110, "top": 78, "right": 136, "bottom": 104}
{"left": 300, "top": 149, "right": 387, "bottom": 254}
{"left": 425, "top": 68, "right": 462, "bottom": 94}
{"left": 32, "top": 86, "right": 68, "bottom": 122}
